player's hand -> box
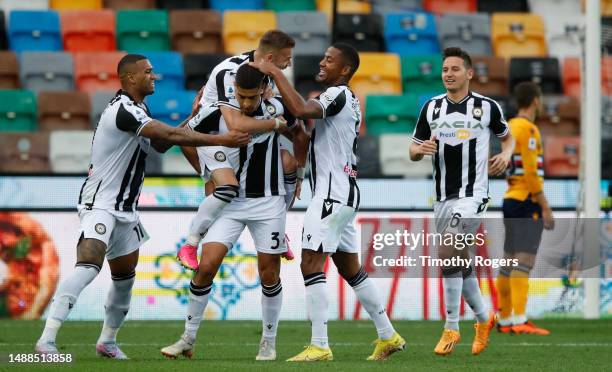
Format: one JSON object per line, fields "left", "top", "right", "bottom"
{"left": 263, "top": 85, "right": 274, "bottom": 100}
{"left": 542, "top": 206, "right": 555, "bottom": 230}
{"left": 249, "top": 59, "right": 278, "bottom": 75}
{"left": 489, "top": 152, "right": 511, "bottom": 176}
{"left": 190, "top": 87, "right": 204, "bottom": 118}
{"left": 220, "top": 130, "right": 250, "bottom": 147}
{"left": 274, "top": 116, "right": 288, "bottom": 131}
{"left": 417, "top": 136, "right": 437, "bottom": 156}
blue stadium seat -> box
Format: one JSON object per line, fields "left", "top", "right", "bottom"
{"left": 384, "top": 12, "right": 439, "bottom": 56}
{"left": 8, "top": 10, "right": 62, "bottom": 52}
{"left": 146, "top": 90, "right": 197, "bottom": 126}
{"left": 209, "top": 0, "right": 263, "bottom": 11}
{"left": 136, "top": 51, "right": 184, "bottom": 91}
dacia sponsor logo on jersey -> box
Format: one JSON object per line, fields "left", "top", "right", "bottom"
{"left": 430, "top": 120, "right": 484, "bottom": 130}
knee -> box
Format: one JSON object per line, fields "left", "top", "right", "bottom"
{"left": 194, "top": 261, "right": 219, "bottom": 285}
{"left": 259, "top": 266, "right": 280, "bottom": 286}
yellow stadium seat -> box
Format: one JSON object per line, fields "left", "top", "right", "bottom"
{"left": 50, "top": 0, "right": 102, "bottom": 9}
{"left": 491, "top": 13, "right": 547, "bottom": 59}
{"left": 222, "top": 11, "right": 276, "bottom": 55}
{"left": 604, "top": 0, "right": 612, "bottom": 16}
{"left": 316, "top": 0, "right": 371, "bottom": 20}
{"left": 350, "top": 52, "right": 402, "bottom": 98}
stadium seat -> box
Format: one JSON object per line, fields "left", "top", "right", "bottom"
{"left": 603, "top": 17, "right": 612, "bottom": 55}
{"left": 210, "top": 0, "right": 264, "bottom": 11}
{"left": 49, "top": 130, "right": 94, "bottom": 173}
{"left": 293, "top": 55, "right": 324, "bottom": 97}
{"left": 528, "top": 0, "right": 581, "bottom": 17}
{"left": 509, "top": 57, "right": 562, "bottom": 94}
{"left": 543, "top": 136, "right": 579, "bottom": 177}
{"left": 537, "top": 95, "right": 580, "bottom": 137}
{"left": 423, "top": 0, "right": 476, "bottom": 13}
{"left": 603, "top": 96, "right": 612, "bottom": 139}
{"left": 103, "top": 0, "right": 156, "bottom": 9}
{"left": 471, "top": 56, "right": 508, "bottom": 96}
{"left": 491, "top": 13, "right": 547, "bottom": 59}
{"left": 372, "top": 0, "right": 422, "bottom": 14}
{"left": 184, "top": 53, "right": 229, "bottom": 91}
{"left": 137, "top": 51, "right": 184, "bottom": 91}
{"left": 156, "top": 0, "right": 208, "bottom": 9}
{"left": 0, "top": 132, "right": 50, "bottom": 172}
{"left": 0, "top": 0, "right": 49, "bottom": 12}
{"left": 0, "top": 51, "right": 19, "bottom": 89}
{"left": 400, "top": 54, "right": 444, "bottom": 96}
{"left": 356, "top": 135, "right": 381, "bottom": 177}
{"left": 335, "top": 13, "right": 384, "bottom": 52}
{"left": 365, "top": 94, "right": 421, "bottom": 135}
{"left": 561, "top": 57, "right": 612, "bottom": 98}
{"left": 0, "top": 11, "right": 7, "bottom": 50}
{"left": 20, "top": 52, "right": 74, "bottom": 92}
{"left": 0, "top": 90, "right": 37, "bottom": 132}
{"left": 147, "top": 90, "right": 197, "bottom": 126}
{"left": 383, "top": 12, "right": 439, "bottom": 56}
{"left": 265, "top": 0, "right": 315, "bottom": 12}
{"left": 379, "top": 133, "right": 432, "bottom": 176}
{"left": 74, "top": 51, "right": 125, "bottom": 93}
{"left": 116, "top": 10, "right": 170, "bottom": 51}
{"left": 222, "top": 11, "right": 276, "bottom": 55}
{"left": 477, "top": 0, "right": 528, "bottom": 12}
{"left": 90, "top": 91, "right": 115, "bottom": 127}
{"left": 277, "top": 11, "right": 330, "bottom": 56}
{"left": 604, "top": 57, "right": 612, "bottom": 96}
{"left": 316, "top": 0, "right": 371, "bottom": 18}
{"left": 438, "top": 13, "right": 492, "bottom": 56}
{"left": 543, "top": 15, "right": 584, "bottom": 62}
{"left": 61, "top": 10, "right": 116, "bottom": 52}
{"left": 50, "top": 0, "right": 102, "bottom": 9}
{"left": 8, "top": 10, "right": 62, "bottom": 52}
{"left": 351, "top": 53, "right": 402, "bottom": 98}
{"left": 38, "top": 91, "right": 91, "bottom": 131}
{"left": 562, "top": 57, "right": 581, "bottom": 99}
{"left": 170, "top": 10, "right": 223, "bottom": 54}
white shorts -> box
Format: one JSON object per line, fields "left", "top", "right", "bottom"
{"left": 78, "top": 208, "right": 149, "bottom": 260}
{"left": 202, "top": 196, "right": 287, "bottom": 254}
{"left": 433, "top": 196, "right": 489, "bottom": 235}
{"left": 197, "top": 146, "right": 237, "bottom": 181}
{"left": 302, "top": 196, "right": 358, "bottom": 254}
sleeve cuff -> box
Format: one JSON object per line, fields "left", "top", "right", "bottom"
{"left": 496, "top": 126, "right": 509, "bottom": 138}
{"left": 135, "top": 118, "right": 153, "bottom": 136}
{"left": 412, "top": 137, "right": 424, "bottom": 144}
{"left": 310, "top": 98, "right": 326, "bottom": 119}
{"left": 217, "top": 101, "right": 240, "bottom": 110}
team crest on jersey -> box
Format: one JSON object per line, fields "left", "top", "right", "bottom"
{"left": 265, "top": 103, "right": 276, "bottom": 115}
{"left": 214, "top": 151, "right": 226, "bottom": 162}
{"left": 95, "top": 223, "right": 106, "bottom": 235}
{"left": 472, "top": 107, "right": 483, "bottom": 119}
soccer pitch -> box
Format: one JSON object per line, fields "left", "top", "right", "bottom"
{"left": 0, "top": 320, "right": 610, "bottom": 371}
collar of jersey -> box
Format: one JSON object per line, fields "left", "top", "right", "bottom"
{"left": 445, "top": 91, "right": 472, "bottom": 105}
{"left": 116, "top": 89, "right": 137, "bottom": 103}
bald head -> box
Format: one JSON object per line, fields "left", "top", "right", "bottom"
{"left": 117, "top": 54, "right": 156, "bottom": 100}
{"left": 117, "top": 54, "right": 148, "bottom": 78}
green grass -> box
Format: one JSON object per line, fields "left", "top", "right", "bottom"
{"left": 0, "top": 319, "right": 610, "bottom": 371}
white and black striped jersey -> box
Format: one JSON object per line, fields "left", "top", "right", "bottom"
{"left": 78, "top": 90, "right": 152, "bottom": 217}
{"left": 309, "top": 85, "right": 362, "bottom": 209}
{"left": 188, "top": 96, "right": 295, "bottom": 198}
{"left": 200, "top": 50, "right": 273, "bottom": 107}
{"left": 412, "top": 91, "right": 509, "bottom": 202}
